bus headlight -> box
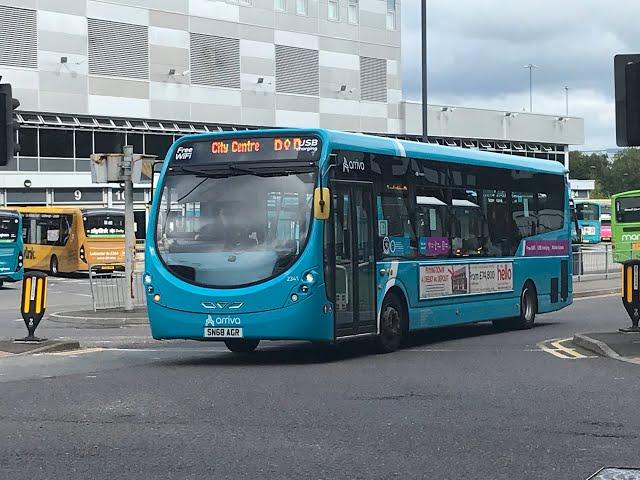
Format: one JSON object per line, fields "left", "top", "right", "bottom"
{"left": 303, "top": 272, "right": 315, "bottom": 283}
{"left": 16, "top": 252, "right": 23, "bottom": 271}
{"left": 79, "top": 245, "right": 87, "bottom": 263}
{"left": 144, "top": 273, "right": 152, "bottom": 284}
{"left": 291, "top": 293, "right": 299, "bottom": 302}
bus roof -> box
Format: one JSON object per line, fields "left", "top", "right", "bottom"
{"left": 0, "top": 209, "right": 20, "bottom": 218}
{"left": 323, "top": 129, "right": 567, "bottom": 175}
{"left": 612, "top": 190, "right": 640, "bottom": 199}
{"left": 11, "top": 206, "right": 83, "bottom": 214}
{"left": 171, "top": 128, "right": 567, "bottom": 176}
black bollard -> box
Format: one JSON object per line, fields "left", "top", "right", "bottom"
{"left": 15, "top": 271, "right": 48, "bottom": 342}
{"left": 620, "top": 260, "right": 640, "bottom": 333}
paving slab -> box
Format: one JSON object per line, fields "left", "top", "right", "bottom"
{"left": 0, "top": 339, "right": 80, "bottom": 356}
{"left": 574, "top": 332, "right": 640, "bottom": 365}
{"left": 49, "top": 308, "right": 148, "bottom": 328}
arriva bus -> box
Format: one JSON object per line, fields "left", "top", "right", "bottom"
{"left": 145, "top": 129, "right": 573, "bottom": 353}
{"left": 16, "top": 207, "right": 126, "bottom": 274}
{"left": 575, "top": 201, "right": 601, "bottom": 244}
{"left": 589, "top": 198, "right": 611, "bottom": 241}
{"left": 0, "top": 210, "right": 23, "bottom": 286}
{"left": 612, "top": 190, "right": 640, "bottom": 263}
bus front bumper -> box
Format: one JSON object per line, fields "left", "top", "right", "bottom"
{"left": 147, "top": 290, "right": 335, "bottom": 342}
{"left": 0, "top": 270, "right": 23, "bottom": 282}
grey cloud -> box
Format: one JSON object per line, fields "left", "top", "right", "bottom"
{"left": 401, "top": 0, "right": 640, "bottom": 148}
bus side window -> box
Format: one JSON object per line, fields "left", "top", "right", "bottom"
{"left": 377, "top": 191, "right": 416, "bottom": 258}
{"left": 450, "top": 189, "right": 488, "bottom": 257}
{"left": 483, "top": 189, "right": 512, "bottom": 256}
{"left": 512, "top": 192, "right": 537, "bottom": 238}
{"left": 415, "top": 188, "right": 449, "bottom": 257}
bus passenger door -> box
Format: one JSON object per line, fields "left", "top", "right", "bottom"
{"left": 331, "top": 182, "right": 377, "bottom": 337}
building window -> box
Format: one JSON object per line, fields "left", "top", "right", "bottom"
{"left": 360, "top": 56, "right": 387, "bottom": 102}
{"left": 75, "top": 130, "right": 93, "bottom": 158}
{"left": 88, "top": 18, "right": 149, "bottom": 80}
{"left": 275, "top": 45, "right": 319, "bottom": 96}
{"left": 328, "top": 0, "right": 339, "bottom": 20}
{"left": 190, "top": 34, "right": 241, "bottom": 89}
{"left": 239, "top": 0, "right": 252, "bottom": 5}
{"left": 275, "top": 0, "right": 286, "bottom": 11}
{"left": 386, "top": 0, "right": 396, "bottom": 30}
{"left": 18, "top": 128, "right": 38, "bottom": 157}
{"left": 40, "top": 128, "right": 74, "bottom": 158}
{"left": 296, "top": 0, "right": 307, "bottom": 15}
{"left": 348, "top": 0, "right": 358, "bottom": 24}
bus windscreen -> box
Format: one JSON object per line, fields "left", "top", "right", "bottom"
{"left": 0, "top": 216, "right": 19, "bottom": 243}
{"left": 616, "top": 197, "right": 640, "bottom": 223}
{"left": 157, "top": 135, "right": 320, "bottom": 287}
{"left": 576, "top": 203, "right": 599, "bottom": 221}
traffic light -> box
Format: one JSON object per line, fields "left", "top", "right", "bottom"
{"left": 615, "top": 54, "right": 640, "bottom": 147}
{"left": 0, "top": 83, "right": 20, "bottom": 166}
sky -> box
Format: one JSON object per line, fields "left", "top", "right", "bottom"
{"left": 401, "top": 0, "right": 640, "bottom": 150}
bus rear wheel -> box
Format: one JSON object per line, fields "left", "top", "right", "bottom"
{"left": 49, "top": 256, "right": 59, "bottom": 276}
{"left": 493, "top": 282, "right": 537, "bottom": 330}
{"left": 224, "top": 339, "right": 259, "bottom": 353}
{"left": 376, "top": 293, "right": 407, "bottom": 353}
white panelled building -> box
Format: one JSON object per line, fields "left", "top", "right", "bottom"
{"left": 0, "top": 0, "right": 585, "bottom": 232}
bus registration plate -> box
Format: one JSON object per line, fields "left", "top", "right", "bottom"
{"left": 204, "top": 327, "right": 243, "bottom": 338}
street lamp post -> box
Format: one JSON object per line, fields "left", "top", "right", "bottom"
{"left": 564, "top": 86, "right": 569, "bottom": 115}
{"left": 523, "top": 64, "right": 538, "bottom": 112}
{"left": 421, "top": 0, "right": 428, "bottom": 142}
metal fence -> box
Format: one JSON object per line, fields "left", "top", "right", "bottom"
{"left": 88, "top": 266, "right": 146, "bottom": 311}
{"left": 572, "top": 244, "right": 622, "bottom": 280}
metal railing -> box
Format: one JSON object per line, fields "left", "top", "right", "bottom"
{"left": 572, "top": 244, "right": 621, "bottom": 281}
{"left": 135, "top": 239, "right": 145, "bottom": 271}
{"left": 88, "top": 264, "right": 146, "bottom": 311}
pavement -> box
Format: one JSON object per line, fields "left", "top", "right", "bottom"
{"left": 574, "top": 332, "right": 640, "bottom": 365}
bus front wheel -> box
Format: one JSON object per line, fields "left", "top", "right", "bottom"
{"left": 224, "top": 339, "right": 259, "bottom": 353}
{"left": 376, "top": 292, "right": 407, "bottom": 353}
{"left": 49, "top": 256, "right": 59, "bottom": 276}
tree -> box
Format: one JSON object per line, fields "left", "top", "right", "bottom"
{"left": 568, "top": 151, "right": 611, "bottom": 196}
{"left": 607, "top": 148, "right": 640, "bottom": 195}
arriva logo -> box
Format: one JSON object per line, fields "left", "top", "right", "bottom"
{"left": 622, "top": 233, "right": 640, "bottom": 242}
{"left": 342, "top": 157, "right": 365, "bottom": 173}
{"left": 175, "top": 146, "right": 193, "bottom": 160}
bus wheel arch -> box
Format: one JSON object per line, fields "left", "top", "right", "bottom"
{"left": 49, "top": 255, "right": 59, "bottom": 276}
{"left": 376, "top": 287, "right": 409, "bottom": 353}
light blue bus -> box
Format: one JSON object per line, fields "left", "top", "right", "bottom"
{"left": 0, "top": 210, "right": 24, "bottom": 287}
{"left": 575, "top": 201, "right": 601, "bottom": 244}
{"left": 145, "top": 129, "right": 572, "bottom": 353}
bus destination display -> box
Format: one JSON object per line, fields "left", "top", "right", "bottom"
{"left": 173, "top": 136, "right": 322, "bottom": 163}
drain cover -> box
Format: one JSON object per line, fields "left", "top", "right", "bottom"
{"left": 589, "top": 468, "right": 640, "bottom": 480}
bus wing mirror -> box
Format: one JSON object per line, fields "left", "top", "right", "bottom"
{"left": 313, "top": 187, "right": 330, "bottom": 220}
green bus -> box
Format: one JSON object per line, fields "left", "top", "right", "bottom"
{"left": 612, "top": 190, "right": 640, "bottom": 263}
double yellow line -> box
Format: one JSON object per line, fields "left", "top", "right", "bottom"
{"left": 538, "top": 338, "right": 593, "bottom": 360}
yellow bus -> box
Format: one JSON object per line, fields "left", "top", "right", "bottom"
{"left": 13, "top": 207, "right": 126, "bottom": 274}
